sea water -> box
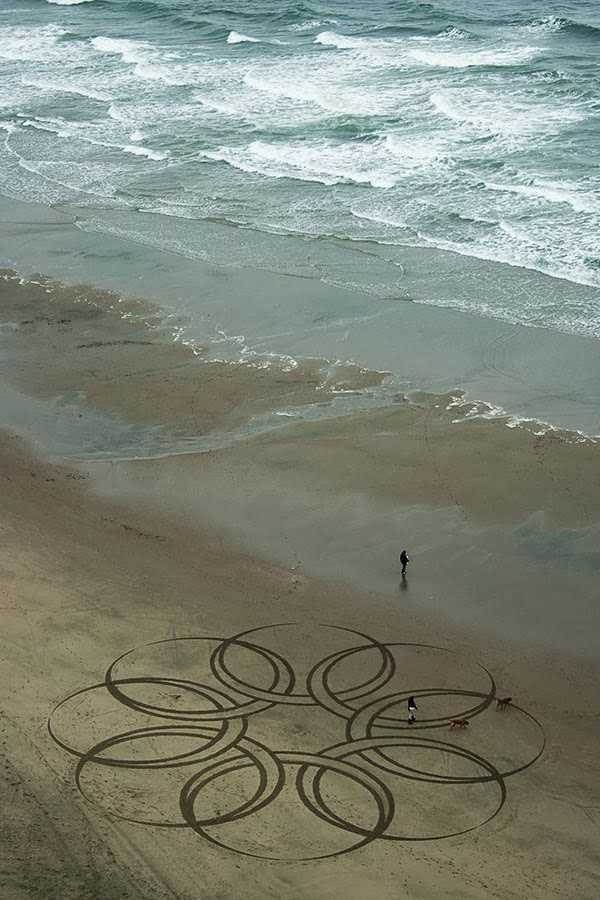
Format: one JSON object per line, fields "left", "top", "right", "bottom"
{"left": 1, "top": 0, "right": 599, "bottom": 432}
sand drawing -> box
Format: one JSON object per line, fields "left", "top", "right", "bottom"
{"left": 48, "top": 624, "right": 545, "bottom": 860}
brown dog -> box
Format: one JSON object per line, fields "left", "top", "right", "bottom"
{"left": 449, "top": 718, "right": 469, "bottom": 729}
{"left": 496, "top": 697, "right": 512, "bottom": 710}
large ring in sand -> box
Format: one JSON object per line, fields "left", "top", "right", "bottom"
{"left": 48, "top": 682, "right": 246, "bottom": 763}
{"left": 349, "top": 696, "right": 545, "bottom": 780}
{"left": 71, "top": 721, "right": 247, "bottom": 827}
{"left": 104, "top": 636, "right": 293, "bottom": 719}
{"left": 304, "top": 735, "right": 506, "bottom": 841}
{"left": 211, "top": 623, "right": 395, "bottom": 706}
{"left": 181, "top": 748, "right": 394, "bottom": 860}
{"left": 179, "top": 736, "right": 285, "bottom": 828}
{"left": 309, "top": 641, "right": 495, "bottom": 726}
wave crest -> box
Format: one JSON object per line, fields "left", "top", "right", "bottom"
{"left": 227, "top": 31, "right": 260, "bottom": 44}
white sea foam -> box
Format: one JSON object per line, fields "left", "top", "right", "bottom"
{"left": 413, "top": 227, "right": 600, "bottom": 299}
{"left": 351, "top": 208, "right": 411, "bottom": 231}
{"left": 447, "top": 398, "right": 572, "bottom": 439}
{"left": 242, "top": 66, "right": 399, "bottom": 119}
{"left": 380, "top": 132, "right": 448, "bottom": 169}
{"left": 201, "top": 139, "right": 403, "bottom": 188}
{"left": 408, "top": 45, "right": 540, "bottom": 68}
{"left": 243, "top": 71, "right": 331, "bottom": 111}
{"left": 430, "top": 89, "right": 490, "bottom": 130}
{"left": 191, "top": 91, "right": 262, "bottom": 123}
{"left": 19, "top": 116, "right": 71, "bottom": 138}
{"left": 437, "top": 27, "right": 471, "bottom": 40}
{"left": 314, "top": 29, "right": 543, "bottom": 76}
{"left": 90, "top": 35, "right": 190, "bottom": 86}
{"left": 91, "top": 36, "right": 151, "bottom": 64}
{"left": 0, "top": 24, "right": 67, "bottom": 61}
{"left": 17, "top": 114, "right": 167, "bottom": 165}
{"left": 46, "top": 0, "right": 96, "bottom": 5}
{"left": 518, "top": 16, "right": 566, "bottom": 34}
{"left": 289, "top": 20, "right": 337, "bottom": 32}
{"left": 21, "top": 76, "right": 111, "bottom": 103}
{"left": 227, "top": 31, "right": 260, "bottom": 44}
{"left": 122, "top": 144, "right": 168, "bottom": 160}
{"left": 429, "top": 85, "right": 587, "bottom": 143}
{"left": 314, "top": 31, "right": 357, "bottom": 50}
{"left": 485, "top": 180, "right": 600, "bottom": 215}
{"left": 107, "top": 103, "right": 125, "bottom": 121}
{"left": 313, "top": 30, "right": 413, "bottom": 71}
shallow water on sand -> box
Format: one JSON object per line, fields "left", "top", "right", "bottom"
{"left": 1, "top": 196, "right": 599, "bottom": 439}
{"left": 1, "top": 256, "right": 599, "bottom": 662}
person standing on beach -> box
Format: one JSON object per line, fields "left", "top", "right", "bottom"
{"left": 407, "top": 695, "right": 418, "bottom": 724}
{"left": 400, "top": 549, "right": 409, "bottom": 575}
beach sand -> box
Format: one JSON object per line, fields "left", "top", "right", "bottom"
{"left": 1, "top": 268, "right": 599, "bottom": 899}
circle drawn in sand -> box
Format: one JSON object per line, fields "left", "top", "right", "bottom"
{"left": 48, "top": 624, "right": 545, "bottom": 860}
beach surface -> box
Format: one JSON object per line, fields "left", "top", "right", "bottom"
{"left": 1, "top": 257, "right": 599, "bottom": 900}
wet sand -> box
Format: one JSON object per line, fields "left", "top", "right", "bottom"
{"left": 1, "top": 268, "right": 599, "bottom": 899}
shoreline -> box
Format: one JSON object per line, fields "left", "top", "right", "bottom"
{"left": 1, "top": 267, "right": 599, "bottom": 661}
{"left": 1, "top": 194, "right": 600, "bottom": 439}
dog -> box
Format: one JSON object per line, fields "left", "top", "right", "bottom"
{"left": 449, "top": 718, "right": 469, "bottom": 729}
{"left": 496, "top": 697, "right": 512, "bottom": 710}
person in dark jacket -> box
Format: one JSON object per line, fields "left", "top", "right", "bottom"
{"left": 407, "top": 695, "right": 418, "bottom": 724}
{"left": 400, "top": 549, "right": 409, "bottom": 575}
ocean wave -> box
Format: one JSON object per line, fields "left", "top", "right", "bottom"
{"left": 409, "top": 25, "right": 471, "bottom": 41}
{"left": 21, "top": 76, "right": 111, "bottom": 103}
{"left": 90, "top": 0, "right": 222, "bottom": 36}
{"left": 413, "top": 226, "right": 600, "bottom": 295}
{"left": 430, "top": 89, "right": 490, "bottom": 129}
{"left": 350, "top": 208, "right": 413, "bottom": 233}
{"left": 241, "top": 64, "right": 405, "bottom": 118}
{"left": 227, "top": 31, "right": 260, "bottom": 44}
{"left": 288, "top": 20, "right": 337, "bottom": 32}
{"left": 437, "top": 26, "right": 472, "bottom": 39}
{"left": 429, "top": 86, "right": 588, "bottom": 140}
{"left": 0, "top": 24, "right": 67, "bottom": 61}
{"left": 16, "top": 115, "right": 168, "bottom": 164}
{"left": 519, "top": 15, "right": 600, "bottom": 38}
{"left": 91, "top": 35, "right": 151, "bottom": 64}
{"left": 19, "top": 116, "right": 72, "bottom": 138}
{"left": 122, "top": 143, "right": 168, "bottom": 160}
{"left": 46, "top": 0, "right": 96, "bottom": 5}
{"left": 200, "top": 140, "right": 400, "bottom": 188}
{"left": 485, "top": 180, "right": 600, "bottom": 215}
{"left": 520, "top": 15, "right": 566, "bottom": 33}
{"left": 90, "top": 35, "right": 191, "bottom": 85}
{"left": 314, "top": 28, "right": 542, "bottom": 72}
{"left": 408, "top": 45, "right": 540, "bottom": 68}
{"left": 314, "top": 31, "right": 358, "bottom": 51}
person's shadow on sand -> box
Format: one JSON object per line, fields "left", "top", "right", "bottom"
{"left": 399, "top": 573, "right": 408, "bottom": 591}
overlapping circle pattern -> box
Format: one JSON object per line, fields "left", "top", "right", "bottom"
{"left": 48, "top": 624, "right": 545, "bottom": 860}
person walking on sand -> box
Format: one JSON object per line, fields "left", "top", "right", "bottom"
{"left": 400, "top": 549, "right": 409, "bottom": 575}
{"left": 407, "top": 695, "right": 418, "bottom": 724}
